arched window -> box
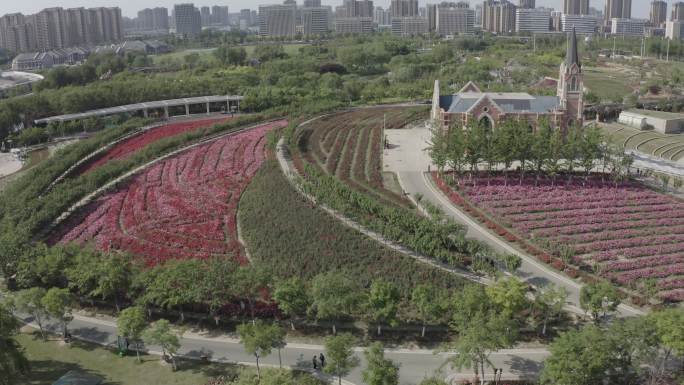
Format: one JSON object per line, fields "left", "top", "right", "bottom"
{"left": 570, "top": 77, "right": 578, "bottom": 92}
{"left": 479, "top": 115, "right": 492, "bottom": 129}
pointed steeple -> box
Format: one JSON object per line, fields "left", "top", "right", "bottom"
{"left": 566, "top": 27, "right": 580, "bottom": 68}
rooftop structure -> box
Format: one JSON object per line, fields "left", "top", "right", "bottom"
{"left": 619, "top": 109, "right": 684, "bottom": 134}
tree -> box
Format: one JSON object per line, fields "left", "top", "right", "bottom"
{"left": 198, "top": 258, "right": 240, "bottom": 325}
{"left": 324, "top": 333, "right": 360, "bottom": 385}
{"left": 428, "top": 123, "right": 449, "bottom": 174}
{"left": 233, "top": 265, "right": 270, "bottom": 321}
{"left": 136, "top": 259, "right": 202, "bottom": 322}
{"left": 117, "top": 306, "right": 147, "bottom": 362}
{"left": 532, "top": 284, "right": 568, "bottom": 336}
{"left": 545, "top": 127, "right": 564, "bottom": 185}
{"left": 367, "top": 279, "right": 400, "bottom": 336}
{"left": 310, "top": 272, "right": 363, "bottom": 334}
{"left": 651, "top": 308, "right": 684, "bottom": 375}
{"left": 362, "top": 342, "right": 399, "bottom": 385}
{"left": 579, "top": 125, "right": 602, "bottom": 180}
{"left": 142, "top": 319, "right": 183, "bottom": 371}
{"left": 0, "top": 303, "right": 29, "bottom": 385}
{"left": 444, "top": 314, "right": 516, "bottom": 385}
{"left": 14, "top": 288, "right": 48, "bottom": 341}
{"left": 273, "top": 277, "right": 309, "bottom": 330}
{"left": 41, "top": 288, "right": 74, "bottom": 341}
{"left": 67, "top": 250, "right": 131, "bottom": 312}
{"left": 540, "top": 325, "right": 632, "bottom": 385}
{"left": 485, "top": 277, "right": 529, "bottom": 320}
{"left": 579, "top": 282, "right": 621, "bottom": 323}
{"left": 531, "top": 120, "right": 552, "bottom": 178}
{"left": 411, "top": 284, "right": 446, "bottom": 338}
{"left": 236, "top": 321, "right": 284, "bottom": 380}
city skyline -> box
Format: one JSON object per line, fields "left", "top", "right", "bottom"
{"left": 0, "top": 0, "right": 652, "bottom": 19}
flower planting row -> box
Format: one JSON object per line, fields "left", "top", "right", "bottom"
{"left": 433, "top": 172, "right": 684, "bottom": 303}
{"left": 297, "top": 107, "right": 427, "bottom": 209}
{"left": 54, "top": 120, "right": 287, "bottom": 266}
{"left": 80, "top": 116, "right": 233, "bottom": 174}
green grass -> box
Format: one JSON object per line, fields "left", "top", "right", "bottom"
{"left": 151, "top": 44, "right": 308, "bottom": 66}
{"left": 14, "top": 332, "right": 230, "bottom": 385}
{"left": 583, "top": 67, "right": 635, "bottom": 102}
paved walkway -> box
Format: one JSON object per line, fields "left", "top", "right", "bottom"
{"left": 17, "top": 311, "right": 549, "bottom": 385}
{"left": 383, "top": 126, "right": 646, "bottom": 318}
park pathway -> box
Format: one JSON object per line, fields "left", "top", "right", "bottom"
{"left": 383, "top": 126, "right": 646, "bottom": 319}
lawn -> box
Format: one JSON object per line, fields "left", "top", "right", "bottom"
{"left": 14, "top": 332, "right": 230, "bottom": 385}
{"left": 583, "top": 67, "right": 635, "bottom": 102}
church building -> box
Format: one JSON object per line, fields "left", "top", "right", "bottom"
{"left": 431, "top": 28, "right": 584, "bottom": 131}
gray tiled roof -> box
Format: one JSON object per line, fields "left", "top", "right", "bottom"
{"left": 441, "top": 92, "right": 560, "bottom": 114}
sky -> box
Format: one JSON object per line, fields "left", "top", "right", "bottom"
{"left": 0, "top": 0, "right": 652, "bottom": 19}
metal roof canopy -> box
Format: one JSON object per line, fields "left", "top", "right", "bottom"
{"left": 35, "top": 95, "right": 244, "bottom": 124}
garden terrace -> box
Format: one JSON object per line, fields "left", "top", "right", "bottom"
{"left": 52, "top": 120, "right": 287, "bottom": 265}
{"left": 295, "top": 107, "right": 428, "bottom": 208}
{"left": 79, "top": 117, "right": 234, "bottom": 174}
{"left": 238, "top": 159, "right": 470, "bottom": 301}
{"left": 434, "top": 172, "right": 684, "bottom": 302}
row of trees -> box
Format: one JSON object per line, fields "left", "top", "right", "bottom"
{"left": 429, "top": 120, "right": 633, "bottom": 184}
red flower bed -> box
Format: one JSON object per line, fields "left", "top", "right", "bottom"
{"left": 56, "top": 120, "right": 288, "bottom": 266}
{"left": 433, "top": 172, "right": 684, "bottom": 302}
{"left": 81, "top": 117, "right": 233, "bottom": 174}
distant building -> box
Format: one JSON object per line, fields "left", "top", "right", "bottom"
{"left": 174, "top": 4, "right": 202, "bottom": 38}
{"left": 518, "top": 0, "right": 535, "bottom": 9}
{"left": 650, "top": 1, "right": 667, "bottom": 27}
{"left": 335, "top": 17, "right": 373, "bottom": 33}
{"left": 673, "top": 2, "right": 684, "bottom": 21}
{"left": 211, "top": 6, "right": 229, "bottom": 25}
{"left": 564, "top": 0, "right": 590, "bottom": 15}
{"left": 301, "top": 7, "right": 331, "bottom": 36}
{"left": 304, "top": 0, "right": 322, "bottom": 7}
{"left": 259, "top": 3, "right": 296, "bottom": 37}
{"left": 611, "top": 18, "right": 646, "bottom": 37}
{"left": 437, "top": 4, "right": 475, "bottom": 36}
{"left": 516, "top": 8, "right": 550, "bottom": 33}
{"left": 374, "top": 7, "right": 392, "bottom": 26}
{"left": 391, "top": 0, "right": 419, "bottom": 17}
{"left": 339, "top": 0, "right": 374, "bottom": 18}
{"left": 391, "top": 17, "right": 427, "bottom": 36}
{"left": 12, "top": 52, "right": 53, "bottom": 71}
{"left": 482, "top": 0, "right": 517, "bottom": 34}
{"left": 619, "top": 109, "right": 684, "bottom": 134}
{"left": 604, "top": 0, "right": 631, "bottom": 24}
{"left": 137, "top": 7, "right": 169, "bottom": 32}
{"left": 562, "top": 14, "right": 598, "bottom": 35}
{"left": 666, "top": 20, "right": 684, "bottom": 39}
{"left": 551, "top": 11, "right": 563, "bottom": 31}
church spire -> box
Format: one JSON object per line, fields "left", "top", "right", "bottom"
{"left": 566, "top": 27, "right": 580, "bottom": 68}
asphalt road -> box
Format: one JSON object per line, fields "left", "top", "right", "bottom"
{"left": 18, "top": 312, "right": 549, "bottom": 385}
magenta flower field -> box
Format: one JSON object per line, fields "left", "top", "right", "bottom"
{"left": 55, "top": 120, "right": 287, "bottom": 266}
{"left": 457, "top": 176, "right": 684, "bottom": 302}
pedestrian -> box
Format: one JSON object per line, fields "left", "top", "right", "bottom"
{"left": 319, "top": 353, "right": 326, "bottom": 368}
{"left": 312, "top": 355, "right": 318, "bottom": 370}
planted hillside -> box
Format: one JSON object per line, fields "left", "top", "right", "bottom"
{"left": 238, "top": 160, "right": 468, "bottom": 298}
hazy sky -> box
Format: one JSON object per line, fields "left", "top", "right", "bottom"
{"left": 0, "top": 0, "right": 652, "bottom": 19}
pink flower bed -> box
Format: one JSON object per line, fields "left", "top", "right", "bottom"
{"left": 443, "top": 174, "right": 684, "bottom": 302}
{"left": 81, "top": 117, "right": 233, "bottom": 174}
{"left": 56, "top": 120, "right": 288, "bottom": 266}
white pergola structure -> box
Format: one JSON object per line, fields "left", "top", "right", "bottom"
{"left": 35, "top": 95, "right": 244, "bottom": 125}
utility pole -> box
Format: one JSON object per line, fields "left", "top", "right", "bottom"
{"left": 667, "top": 38, "right": 671, "bottom": 62}
{"left": 612, "top": 36, "right": 616, "bottom": 59}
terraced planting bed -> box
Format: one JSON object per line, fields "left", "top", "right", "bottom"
{"left": 52, "top": 120, "right": 287, "bottom": 265}
{"left": 80, "top": 116, "right": 233, "bottom": 174}
{"left": 434, "top": 173, "right": 684, "bottom": 302}
{"left": 602, "top": 123, "right": 684, "bottom": 162}
{"left": 296, "top": 107, "right": 428, "bottom": 208}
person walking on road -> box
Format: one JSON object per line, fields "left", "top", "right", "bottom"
{"left": 319, "top": 353, "right": 326, "bottom": 368}
{"left": 312, "top": 355, "right": 319, "bottom": 370}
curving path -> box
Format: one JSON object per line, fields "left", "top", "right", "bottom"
{"left": 383, "top": 126, "right": 646, "bottom": 318}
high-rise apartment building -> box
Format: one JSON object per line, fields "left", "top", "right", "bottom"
{"left": 604, "top": 0, "right": 631, "bottom": 23}
{"left": 138, "top": 7, "right": 170, "bottom": 31}
{"left": 340, "top": 0, "right": 374, "bottom": 18}
{"left": 564, "top": 0, "right": 590, "bottom": 15}
{"left": 375, "top": 6, "right": 392, "bottom": 25}
{"left": 650, "top": 1, "right": 667, "bottom": 27}
{"left": 391, "top": 17, "right": 427, "bottom": 36}
{"left": 666, "top": 20, "right": 684, "bottom": 39}
{"left": 516, "top": 7, "right": 551, "bottom": 33}
{"left": 436, "top": 3, "right": 475, "bottom": 35}
{"left": 174, "top": 3, "right": 202, "bottom": 37}
{"left": 34, "top": 7, "right": 66, "bottom": 50}
{"left": 673, "top": 2, "right": 684, "bottom": 21}
{"left": 518, "top": 0, "right": 535, "bottom": 9}
{"left": 334, "top": 17, "right": 373, "bottom": 33}
{"left": 304, "top": 0, "right": 322, "bottom": 7}
{"left": 259, "top": 3, "right": 297, "bottom": 37}
{"left": 211, "top": 6, "right": 229, "bottom": 25}
{"left": 391, "top": 0, "right": 419, "bottom": 18}
{"left": 301, "top": 7, "right": 330, "bottom": 35}
{"left": 482, "top": 0, "right": 517, "bottom": 34}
